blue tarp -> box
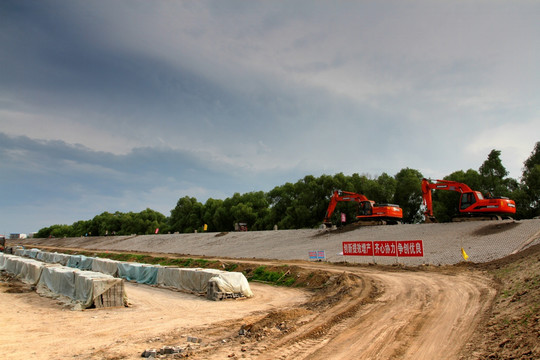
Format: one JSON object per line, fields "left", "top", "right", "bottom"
{"left": 117, "top": 262, "right": 158, "bottom": 284}
{"left": 67, "top": 255, "right": 94, "bottom": 270}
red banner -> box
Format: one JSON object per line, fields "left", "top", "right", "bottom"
{"left": 343, "top": 240, "right": 424, "bottom": 257}
{"left": 343, "top": 241, "right": 373, "bottom": 256}
{"left": 396, "top": 240, "right": 424, "bottom": 257}
{"left": 373, "top": 241, "right": 397, "bottom": 256}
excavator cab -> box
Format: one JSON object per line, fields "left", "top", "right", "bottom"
{"left": 459, "top": 192, "right": 480, "bottom": 210}
{"left": 359, "top": 201, "right": 373, "bottom": 216}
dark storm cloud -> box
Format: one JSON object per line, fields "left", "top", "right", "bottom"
{"left": 0, "top": 132, "right": 300, "bottom": 208}
{"left": 1, "top": 0, "right": 539, "bottom": 233}
{"left": 0, "top": 1, "right": 286, "bottom": 139}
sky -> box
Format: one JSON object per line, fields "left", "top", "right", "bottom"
{"left": 1, "top": 1, "right": 539, "bottom": 234}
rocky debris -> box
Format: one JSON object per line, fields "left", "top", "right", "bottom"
{"left": 141, "top": 345, "right": 187, "bottom": 358}
{"left": 187, "top": 336, "right": 202, "bottom": 344}
{"left": 238, "top": 324, "right": 252, "bottom": 336}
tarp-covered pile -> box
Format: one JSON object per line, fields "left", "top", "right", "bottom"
{"left": 0, "top": 253, "right": 125, "bottom": 309}
{"left": 157, "top": 267, "right": 253, "bottom": 299}
{"left": 67, "top": 254, "right": 94, "bottom": 270}
{"left": 118, "top": 262, "right": 159, "bottom": 284}
{"left": 91, "top": 257, "right": 120, "bottom": 277}
{"left": 7, "top": 247, "right": 254, "bottom": 300}
{"left": 206, "top": 271, "right": 254, "bottom": 300}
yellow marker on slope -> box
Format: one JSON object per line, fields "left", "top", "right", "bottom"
{"left": 461, "top": 247, "right": 469, "bottom": 261}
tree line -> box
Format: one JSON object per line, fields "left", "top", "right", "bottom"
{"left": 36, "top": 142, "right": 540, "bottom": 238}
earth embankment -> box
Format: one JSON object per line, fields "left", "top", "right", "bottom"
{"left": 17, "top": 219, "right": 540, "bottom": 265}
{"left": 4, "top": 219, "right": 539, "bottom": 359}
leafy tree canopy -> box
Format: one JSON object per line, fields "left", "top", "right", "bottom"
{"left": 35, "top": 143, "right": 540, "bottom": 236}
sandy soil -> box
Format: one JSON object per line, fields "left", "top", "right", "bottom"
{"left": 189, "top": 263, "right": 496, "bottom": 360}
{"left": 3, "top": 221, "right": 539, "bottom": 359}
{"left": 0, "top": 280, "right": 308, "bottom": 359}
{"left": 1, "top": 258, "right": 495, "bottom": 360}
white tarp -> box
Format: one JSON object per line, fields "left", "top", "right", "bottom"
{"left": 4, "top": 255, "right": 24, "bottom": 274}
{"left": 24, "top": 248, "right": 41, "bottom": 259}
{"left": 91, "top": 258, "right": 120, "bottom": 277}
{"left": 13, "top": 247, "right": 25, "bottom": 257}
{"left": 51, "top": 252, "right": 70, "bottom": 266}
{"left": 16, "top": 258, "right": 49, "bottom": 285}
{"left": 156, "top": 267, "right": 252, "bottom": 296}
{"left": 35, "top": 251, "right": 73, "bottom": 267}
{"left": 41, "top": 252, "right": 57, "bottom": 264}
{"left": 0, "top": 253, "right": 17, "bottom": 270}
{"left": 209, "top": 272, "right": 253, "bottom": 297}
{"left": 36, "top": 251, "right": 45, "bottom": 261}
{"left": 156, "top": 267, "right": 219, "bottom": 292}
{"left": 38, "top": 266, "right": 80, "bottom": 299}
{"left": 2, "top": 254, "right": 125, "bottom": 309}
{"left": 74, "top": 271, "right": 124, "bottom": 308}
{"left": 5, "top": 250, "right": 253, "bottom": 300}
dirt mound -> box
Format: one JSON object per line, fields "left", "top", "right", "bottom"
{"left": 242, "top": 308, "right": 314, "bottom": 338}
{"left": 463, "top": 243, "right": 540, "bottom": 360}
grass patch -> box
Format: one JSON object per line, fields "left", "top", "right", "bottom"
{"left": 32, "top": 248, "right": 307, "bottom": 288}
{"left": 248, "top": 266, "right": 296, "bottom": 286}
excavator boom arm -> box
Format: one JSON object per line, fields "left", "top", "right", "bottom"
{"left": 422, "top": 179, "right": 473, "bottom": 218}
{"left": 324, "top": 190, "right": 369, "bottom": 223}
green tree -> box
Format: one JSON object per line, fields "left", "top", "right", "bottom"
{"left": 71, "top": 220, "right": 91, "bottom": 237}
{"left": 479, "top": 149, "right": 513, "bottom": 197}
{"left": 522, "top": 142, "right": 540, "bottom": 180}
{"left": 372, "top": 173, "right": 397, "bottom": 204}
{"left": 268, "top": 182, "right": 297, "bottom": 229}
{"left": 169, "top": 196, "right": 204, "bottom": 233}
{"left": 227, "top": 191, "right": 271, "bottom": 230}
{"left": 520, "top": 141, "right": 540, "bottom": 218}
{"left": 137, "top": 208, "right": 167, "bottom": 234}
{"left": 394, "top": 168, "right": 424, "bottom": 223}
{"left": 202, "top": 198, "right": 226, "bottom": 232}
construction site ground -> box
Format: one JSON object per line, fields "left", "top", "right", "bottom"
{"left": 2, "top": 219, "right": 540, "bottom": 359}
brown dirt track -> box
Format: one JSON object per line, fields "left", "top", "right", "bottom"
{"left": 2, "top": 227, "right": 540, "bottom": 359}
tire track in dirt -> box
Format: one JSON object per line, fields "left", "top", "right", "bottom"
{"left": 5, "top": 243, "right": 498, "bottom": 359}
{"left": 251, "top": 264, "right": 496, "bottom": 360}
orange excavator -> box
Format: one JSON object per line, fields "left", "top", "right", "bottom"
{"left": 421, "top": 178, "right": 516, "bottom": 222}
{"left": 323, "top": 190, "right": 403, "bottom": 226}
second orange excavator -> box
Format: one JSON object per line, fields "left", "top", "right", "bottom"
{"left": 323, "top": 190, "right": 403, "bottom": 226}
{"left": 421, "top": 178, "right": 516, "bottom": 222}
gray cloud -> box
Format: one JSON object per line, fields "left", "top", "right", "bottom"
{"left": 1, "top": 0, "right": 539, "bottom": 233}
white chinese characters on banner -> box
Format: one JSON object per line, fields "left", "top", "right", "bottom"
{"left": 343, "top": 240, "right": 424, "bottom": 257}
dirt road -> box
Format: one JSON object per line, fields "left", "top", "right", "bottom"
{"left": 5, "top": 220, "right": 539, "bottom": 358}
{"left": 0, "top": 280, "right": 308, "bottom": 359}
{"left": 193, "top": 263, "right": 496, "bottom": 360}
{"left": 1, "top": 256, "right": 496, "bottom": 359}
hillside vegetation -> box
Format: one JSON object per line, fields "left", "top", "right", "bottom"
{"left": 36, "top": 143, "right": 540, "bottom": 237}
